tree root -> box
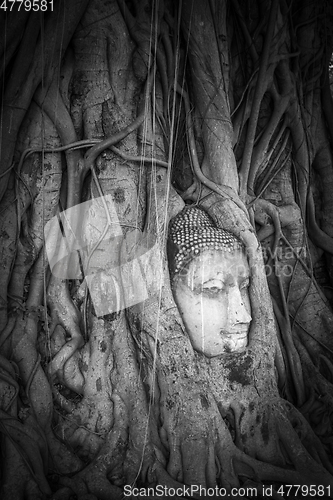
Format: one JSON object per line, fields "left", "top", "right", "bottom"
{"left": 307, "top": 187, "right": 333, "bottom": 254}
{"left": 47, "top": 277, "right": 84, "bottom": 383}
{"left": 238, "top": 0, "right": 279, "bottom": 197}
{"left": 174, "top": 83, "right": 248, "bottom": 215}
{"left": 282, "top": 400, "right": 333, "bottom": 475}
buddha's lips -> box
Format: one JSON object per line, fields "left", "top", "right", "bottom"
{"left": 219, "top": 329, "right": 248, "bottom": 338}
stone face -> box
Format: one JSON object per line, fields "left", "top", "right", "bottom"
{"left": 167, "top": 207, "right": 251, "bottom": 357}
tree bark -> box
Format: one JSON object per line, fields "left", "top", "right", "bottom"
{"left": 1, "top": 0, "right": 333, "bottom": 498}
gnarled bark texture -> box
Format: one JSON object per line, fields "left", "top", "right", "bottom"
{"left": 1, "top": 0, "right": 333, "bottom": 498}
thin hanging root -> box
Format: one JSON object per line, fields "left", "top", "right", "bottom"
{"left": 160, "top": 20, "right": 174, "bottom": 83}
{"left": 15, "top": 139, "right": 168, "bottom": 201}
{"left": 231, "top": 68, "right": 259, "bottom": 120}
{"left": 25, "top": 354, "right": 41, "bottom": 402}
{"left": 156, "top": 47, "right": 170, "bottom": 119}
{"left": 17, "top": 142, "right": 168, "bottom": 172}
{"left": 251, "top": 129, "right": 291, "bottom": 203}
{"left": 238, "top": 0, "right": 280, "bottom": 197}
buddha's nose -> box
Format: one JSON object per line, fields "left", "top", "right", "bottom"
{"left": 228, "top": 287, "right": 252, "bottom": 326}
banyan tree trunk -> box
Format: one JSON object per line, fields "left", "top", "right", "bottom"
{"left": 0, "top": 0, "right": 333, "bottom": 499}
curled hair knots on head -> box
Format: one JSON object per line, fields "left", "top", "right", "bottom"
{"left": 167, "top": 206, "right": 244, "bottom": 279}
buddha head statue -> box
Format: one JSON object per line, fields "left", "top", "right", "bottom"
{"left": 167, "top": 207, "right": 252, "bottom": 357}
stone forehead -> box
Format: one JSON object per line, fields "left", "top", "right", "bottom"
{"left": 168, "top": 207, "right": 244, "bottom": 276}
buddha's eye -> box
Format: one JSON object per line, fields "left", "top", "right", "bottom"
{"left": 201, "top": 279, "right": 224, "bottom": 294}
